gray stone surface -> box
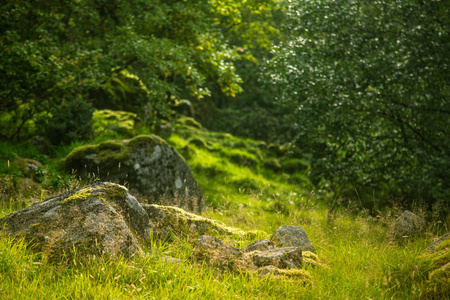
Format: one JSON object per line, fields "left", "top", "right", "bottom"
{"left": 192, "top": 235, "right": 308, "bottom": 275}
{"left": 244, "top": 239, "right": 275, "bottom": 252}
{"left": 250, "top": 247, "right": 303, "bottom": 269}
{"left": 63, "top": 135, "right": 203, "bottom": 213}
{"left": 192, "top": 235, "right": 242, "bottom": 269}
{"left": 389, "top": 210, "right": 425, "bottom": 240}
{"left": 0, "top": 182, "right": 152, "bottom": 260}
{"left": 271, "top": 225, "right": 316, "bottom": 253}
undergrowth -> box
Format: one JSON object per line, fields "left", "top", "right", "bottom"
{"left": 0, "top": 122, "right": 447, "bottom": 299}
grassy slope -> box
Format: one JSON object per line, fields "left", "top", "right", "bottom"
{"left": 0, "top": 122, "right": 442, "bottom": 299}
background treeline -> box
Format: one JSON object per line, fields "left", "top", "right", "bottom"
{"left": 1, "top": 0, "right": 449, "bottom": 212}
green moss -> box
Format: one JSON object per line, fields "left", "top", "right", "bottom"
{"left": 418, "top": 237, "right": 450, "bottom": 298}
{"left": 225, "top": 149, "right": 260, "bottom": 167}
{"left": 92, "top": 109, "right": 140, "bottom": 138}
{"left": 127, "top": 134, "right": 164, "bottom": 149}
{"left": 263, "top": 158, "right": 281, "bottom": 171}
{"left": 258, "top": 266, "right": 312, "bottom": 283}
{"left": 147, "top": 204, "right": 268, "bottom": 241}
{"left": 61, "top": 186, "right": 94, "bottom": 204}
{"left": 64, "top": 135, "right": 166, "bottom": 175}
{"left": 177, "top": 116, "right": 203, "bottom": 130}
{"left": 280, "top": 158, "right": 309, "bottom": 174}
{"left": 61, "top": 183, "right": 127, "bottom": 204}
{"left": 303, "top": 251, "right": 326, "bottom": 269}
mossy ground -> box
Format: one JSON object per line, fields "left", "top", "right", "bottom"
{"left": 0, "top": 121, "right": 448, "bottom": 299}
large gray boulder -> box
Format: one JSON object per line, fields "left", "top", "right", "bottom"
{"left": 271, "top": 225, "right": 316, "bottom": 253}
{"left": 389, "top": 210, "right": 425, "bottom": 241}
{"left": 0, "top": 182, "right": 152, "bottom": 260}
{"left": 63, "top": 135, "right": 203, "bottom": 213}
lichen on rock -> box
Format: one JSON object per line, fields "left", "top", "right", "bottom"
{"left": 143, "top": 204, "right": 263, "bottom": 242}
{"left": 0, "top": 182, "right": 152, "bottom": 261}
{"left": 63, "top": 134, "right": 203, "bottom": 213}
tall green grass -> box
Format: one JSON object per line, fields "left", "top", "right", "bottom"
{"left": 0, "top": 126, "right": 442, "bottom": 299}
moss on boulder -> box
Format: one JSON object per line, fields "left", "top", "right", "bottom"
{"left": 143, "top": 204, "right": 260, "bottom": 241}
{"left": 64, "top": 135, "right": 203, "bottom": 213}
{"left": 418, "top": 232, "right": 450, "bottom": 299}
{"left": 0, "top": 182, "right": 151, "bottom": 261}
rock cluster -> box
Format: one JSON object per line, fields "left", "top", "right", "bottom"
{"left": 191, "top": 233, "right": 317, "bottom": 280}
{"left": 0, "top": 183, "right": 318, "bottom": 281}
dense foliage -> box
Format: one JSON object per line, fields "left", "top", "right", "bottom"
{"left": 1, "top": 0, "right": 449, "bottom": 209}
{"left": 0, "top": 0, "right": 277, "bottom": 142}
{"left": 266, "top": 0, "right": 450, "bottom": 207}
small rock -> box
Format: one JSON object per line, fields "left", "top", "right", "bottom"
{"left": 192, "top": 235, "right": 242, "bottom": 269}
{"left": 271, "top": 225, "right": 316, "bottom": 253}
{"left": 251, "top": 247, "right": 302, "bottom": 269}
{"left": 13, "top": 157, "right": 44, "bottom": 181}
{"left": 389, "top": 210, "right": 425, "bottom": 241}
{"left": 244, "top": 239, "right": 275, "bottom": 252}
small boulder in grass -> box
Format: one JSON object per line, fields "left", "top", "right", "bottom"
{"left": 389, "top": 210, "right": 425, "bottom": 241}
{"left": 271, "top": 225, "right": 316, "bottom": 254}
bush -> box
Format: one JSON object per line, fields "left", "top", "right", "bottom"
{"left": 43, "top": 98, "right": 93, "bottom": 145}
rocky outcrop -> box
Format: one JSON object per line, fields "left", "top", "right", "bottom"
{"left": 63, "top": 135, "right": 203, "bottom": 213}
{"left": 389, "top": 210, "right": 425, "bottom": 241}
{"left": 418, "top": 232, "right": 450, "bottom": 299}
{"left": 271, "top": 225, "right": 316, "bottom": 253}
{"left": 0, "top": 182, "right": 151, "bottom": 260}
{"left": 0, "top": 182, "right": 319, "bottom": 283}
{"left": 142, "top": 204, "right": 248, "bottom": 241}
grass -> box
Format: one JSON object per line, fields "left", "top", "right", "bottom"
{"left": 0, "top": 122, "right": 447, "bottom": 299}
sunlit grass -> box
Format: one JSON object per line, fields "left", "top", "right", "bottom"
{"left": 0, "top": 126, "right": 441, "bottom": 299}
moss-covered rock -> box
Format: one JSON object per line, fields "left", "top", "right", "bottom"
{"left": 177, "top": 116, "right": 203, "bottom": 130}
{"left": 12, "top": 157, "right": 44, "bottom": 180}
{"left": 63, "top": 135, "right": 203, "bottom": 213}
{"left": 0, "top": 182, "right": 151, "bottom": 261}
{"left": 418, "top": 232, "right": 450, "bottom": 299}
{"left": 92, "top": 109, "right": 141, "bottom": 137}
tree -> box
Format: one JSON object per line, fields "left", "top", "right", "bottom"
{"left": 266, "top": 0, "right": 450, "bottom": 208}
{"left": 0, "top": 0, "right": 254, "bottom": 143}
